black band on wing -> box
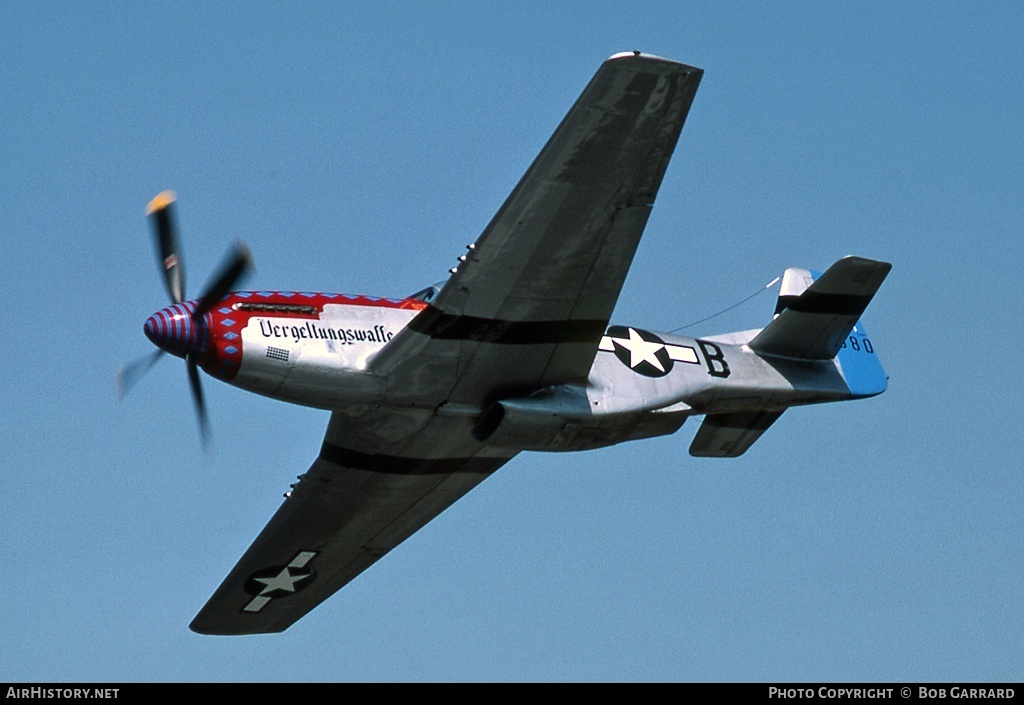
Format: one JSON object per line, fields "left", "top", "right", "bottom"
{"left": 775, "top": 292, "right": 873, "bottom": 317}
{"left": 407, "top": 305, "right": 606, "bottom": 345}
{"left": 319, "top": 442, "right": 505, "bottom": 475}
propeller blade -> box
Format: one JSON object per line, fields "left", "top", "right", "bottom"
{"left": 147, "top": 191, "right": 186, "bottom": 304}
{"left": 193, "top": 241, "right": 253, "bottom": 320}
{"left": 187, "top": 354, "right": 211, "bottom": 449}
{"left": 115, "top": 350, "right": 164, "bottom": 401}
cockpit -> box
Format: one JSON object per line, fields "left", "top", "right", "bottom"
{"left": 407, "top": 281, "right": 445, "bottom": 303}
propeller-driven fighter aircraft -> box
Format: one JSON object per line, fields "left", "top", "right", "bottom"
{"left": 127, "top": 52, "right": 890, "bottom": 635}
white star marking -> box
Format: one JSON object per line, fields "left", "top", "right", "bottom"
{"left": 253, "top": 567, "right": 309, "bottom": 595}
{"left": 242, "top": 551, "right": 319, "bottom": 613}
{"left": 615, "top": 327, "right": 666, "bottom": 372}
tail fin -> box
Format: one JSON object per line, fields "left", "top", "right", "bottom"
{"left": 749, "top": 256, "right": 890, "bottom": 397}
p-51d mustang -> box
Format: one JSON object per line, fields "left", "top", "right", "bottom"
{"left": 126, "top": 52, "right": 890, "bottom": 635}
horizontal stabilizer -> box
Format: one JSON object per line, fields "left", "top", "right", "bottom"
{"left": 689, "top": 410, "right": 783, "bottom": 458}
{"left": 748, "top": 256, "right": 891, "bottom": 361}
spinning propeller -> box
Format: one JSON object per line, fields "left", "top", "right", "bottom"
{"left": 117, "top": 191, "right": 253, "bottom": 447}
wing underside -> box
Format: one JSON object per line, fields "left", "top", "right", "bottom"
{"left": 190, "top": 414, "right": 514, "bottom": 635}
{"left": 373, "top": 53, "right": 703, "bottom": 405}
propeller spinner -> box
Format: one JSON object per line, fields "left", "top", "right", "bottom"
{"left": 117, "top": 191, "right": 253, "bottom": 447}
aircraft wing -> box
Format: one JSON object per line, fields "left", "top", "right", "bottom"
{"left": 191, "top": 53, "right": 702, "bottom": 634}
{"left": 190, "top": 414, "right": 514, "bottom": 635}
{"left": 374, "top": 52, "right": 703, "bottom": 405}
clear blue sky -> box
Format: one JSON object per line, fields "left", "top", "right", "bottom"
{"left": 2, "top": 1, "right": 1022, "bottom": 682}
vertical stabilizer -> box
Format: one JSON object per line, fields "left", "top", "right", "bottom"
{"left": 773, "top": 267, "right": 814, "bottom": 317}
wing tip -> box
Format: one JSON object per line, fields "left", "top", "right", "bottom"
{"left": 189, "top": 617, "right": 287, "bottom": 636}
{"left": 605, "top": 50, "right": 703, "bottom": 75}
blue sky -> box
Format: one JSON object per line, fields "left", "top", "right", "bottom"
{"left": 2, "top": 2, "right": 1022, "bottom": 682}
